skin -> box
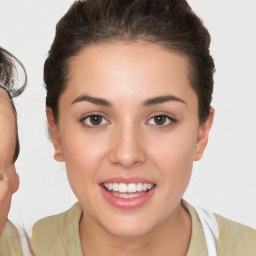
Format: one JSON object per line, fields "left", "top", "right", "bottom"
{"left": 0, "top": 88, "right": 19, "bottom": 237}
{"left": 47, "top": 41, "right": 214, "bottom": 256}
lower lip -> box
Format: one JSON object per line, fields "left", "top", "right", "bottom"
{"left": 100, "top": 185, "right": 156, "bottom": 210}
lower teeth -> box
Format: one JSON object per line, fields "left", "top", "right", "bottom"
{"left": 112, "top": 192, "right": 145, "bottom": 198}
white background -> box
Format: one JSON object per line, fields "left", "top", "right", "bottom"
{"left": 0, "top": 0, "right": 255, "bottom": 233}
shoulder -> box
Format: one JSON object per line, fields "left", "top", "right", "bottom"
{"left": 32, "top": 202, "right": 82, "bottom": 234}
{"left": 0, "top": 220, "right": 23, "bottom": 256}
{"left": 1, "top": 220, "right": 18, "bottom": 238}
{"left": 214, "top": 213, "right": 256, "bottom": 255}
{"left": 31, "top": 202, "right": 83, "bottom": 256}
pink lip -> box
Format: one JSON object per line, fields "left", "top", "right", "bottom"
{"left": 100, "top": 176, "right": 155, "bottom": 184}
{"left": 100, "top": 184, "right": 156, "bottom": 210}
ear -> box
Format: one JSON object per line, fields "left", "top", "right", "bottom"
{"left": 9, "top": 167, "right": 20, "bottom": 194}
{"left": 46, "top": 108, "right": 64, "bottom": 162}
{"left": 194, "top": 108, "right": 215, "bottom": 161}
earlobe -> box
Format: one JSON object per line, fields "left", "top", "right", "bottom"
{"left": 194, "top": 108, "right": 215, "bottom": 161}
{"left": 46, "top": 108, "right": 64, "bottom": 162}
{"left": 11, "top": 172, "right": 19, "bottom": 194}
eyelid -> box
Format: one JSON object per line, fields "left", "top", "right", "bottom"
{"left": 146, "top": 113, "right": 177, "bottom": 126}
{"left": 80, "top": 112, "right": 111, "bottom": 128}
{"left": 80, "top": 111, "right": 109, "bottom": 120}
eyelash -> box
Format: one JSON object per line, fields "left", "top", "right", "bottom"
{"left": 80, "top": 114, "right": 177, "bottom": 128}
{"left": 147, "top": 115, "right": 177, "bottom": 127}
{"left": 80, "top": 114, "right": 109, "bottom": 128}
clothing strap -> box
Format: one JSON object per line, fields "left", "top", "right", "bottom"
{"left": 17, "top": 227, "right": 33, "bottom": 256}
{"left": 193, "top": 206, "right": 219, "bottom": 256}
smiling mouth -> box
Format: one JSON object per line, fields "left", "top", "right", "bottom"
{"left": 101, "top": 183, "right": 156, "bottom": 198}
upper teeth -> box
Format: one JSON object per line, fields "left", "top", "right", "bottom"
{"left": 104, "top": 183, "right": 154, "bottom": 193}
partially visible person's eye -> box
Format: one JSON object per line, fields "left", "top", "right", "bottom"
{"left": 81, "top": 114, "right": 108, "bottom": 127}
{"left": 147, "top": 115, "right": 176, "bottom": 127}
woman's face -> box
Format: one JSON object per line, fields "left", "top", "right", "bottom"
{"left": 47, "top": 41, "right": 213, "bottom": 237}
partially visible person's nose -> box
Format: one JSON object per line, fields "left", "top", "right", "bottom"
{"left": 108, "top": 122, "right": 147, "bottom": 169}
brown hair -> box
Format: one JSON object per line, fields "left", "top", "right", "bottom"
{"left": 0, "top": 47, "right": 27, "bottom": 162}
{"left": 45, "top": 0, "right": 215, "bottom": 123}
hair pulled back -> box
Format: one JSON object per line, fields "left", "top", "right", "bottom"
{"left": 45, "top": 0, "right": 215, "bottom": 123}
{"left": 0, "top": 47, "right": 27, "bottom": 97}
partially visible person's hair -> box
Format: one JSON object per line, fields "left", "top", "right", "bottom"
{"left": 45, "top": 0, "right": 215, "bottom": 123}
{"left": 0, "top": 46, "right": 27, "bottom": 162}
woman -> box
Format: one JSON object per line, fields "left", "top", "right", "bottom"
{"left": 0, "top": 46, "right": 26, "bottom": 255}
{"left": 1, "top": 0, "right": 256, "bottom": 255}
{"left": 29, "top": 0, "right": 256, "bottom": 255}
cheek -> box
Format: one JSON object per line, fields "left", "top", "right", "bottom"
{"left": 148, "top": 126, "right": 198, "bottom": 194}
{"left": 61, "top": 138, "right": 100, "bottom": 211}
{"left": 59, "top": 126, "right": 110, "bottom": 197}
{"left": 62, "top": 134, "right": 105, "bottom": 174}
{"left": 150, "top": 127, "right": 197, "bottom": 169}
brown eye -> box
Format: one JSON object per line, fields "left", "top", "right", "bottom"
{"left": 90, "top": 115, "right": 102, "bottom": 125}
{"left": 154, "top": 116, "right": 167, "bottom": 125}
{"left": 148, "top": 115, "right": 175, "bottom": 126}
{"left": 82, "top": 115, "right": 108, "bottom": 127}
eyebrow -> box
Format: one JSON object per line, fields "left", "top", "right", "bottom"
{"left": 71, "top": 94, "right": 186, "bottom": 107}
{"left": 143, "top": 95, "right": 186, "bottom": 106}
{"left": 71, "top": 94, "right": 111, "bottom": 107}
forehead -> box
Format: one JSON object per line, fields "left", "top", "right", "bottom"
{"left": 64, "top": 41, "right": 197, "bottom": 106}
{"left": 0, "top": 84, "right": 12, "bottom": 100}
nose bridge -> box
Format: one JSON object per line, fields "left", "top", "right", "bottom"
{"left": 108, "top": 118, "right": 146, "bottom": 168}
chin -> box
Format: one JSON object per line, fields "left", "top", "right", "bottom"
{"left": 97, "top": 213, "right": 159, "bottom": 239}
{"left": 104, "top": 223, "right": 153, "bottom": 239}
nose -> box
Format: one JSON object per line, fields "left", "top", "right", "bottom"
{"left": 108, "top": 123, "right": 147, "bottom": 168}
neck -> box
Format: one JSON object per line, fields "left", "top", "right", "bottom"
{"left": 79, "top": 203, "right": 191, "bottom": 256}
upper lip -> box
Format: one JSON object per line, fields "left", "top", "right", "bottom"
{"left": 100, "top": 176, "right": 156, "bottom": 185}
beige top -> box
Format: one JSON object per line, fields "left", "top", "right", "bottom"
{"left": 30, "top": 201, "right": 256, "bottom": 256}
{"left": 183, "top": 201, "right": 256, "bottom": 255}
{"left": 0, "top": 220, "right": 23, "bottom": 256}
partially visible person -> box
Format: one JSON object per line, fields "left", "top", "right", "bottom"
{"left": 0, "top": 46, "right": 26, "bottom": 255}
